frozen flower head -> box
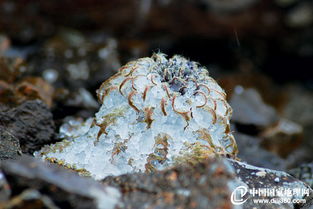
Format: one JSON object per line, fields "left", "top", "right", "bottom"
{"left": 36, "top": 53, "right": 238, "bottom": 180}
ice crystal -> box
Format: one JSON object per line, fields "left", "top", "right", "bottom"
{"left": 35, "top": 53, "right": 238, "bottom": 180}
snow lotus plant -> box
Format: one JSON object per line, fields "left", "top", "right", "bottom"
{"left": 36, "top": 53, "right": 238, "bottom": 180}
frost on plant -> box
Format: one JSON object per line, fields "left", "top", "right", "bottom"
{"left": 35, "top": 53, "right": 238, "bottom": 180}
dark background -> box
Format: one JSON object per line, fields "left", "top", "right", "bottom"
{"left": 0, "top": 0, "right": 312, "bottom": 85}
{"left": 0, "top": 0, "right": 313, "bottom": 171}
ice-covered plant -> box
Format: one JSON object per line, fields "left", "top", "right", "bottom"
{"left": 36, "top": 53, "right": 238, "bottom": 180}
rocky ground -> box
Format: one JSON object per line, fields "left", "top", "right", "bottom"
{"left": 0, "top": 1, "right": 313, "bottom": 208}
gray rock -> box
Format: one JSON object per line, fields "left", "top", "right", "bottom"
{"left": 230, "top": 159, "right": 313, "bottom": 209}
{"left": 0, "top": 189, "right": 60, "bottom": 209}
{"left": 0, "top": 170, "right": 10, "bottom": 202}
{"left": 103, "top": 156, "right": 312, "bottom": 209}
{"left": 230, "top": 88, "right": 278, "bottom": 128}
{"left": 289, "top": 163, "right": 313, "bottom": 188}
{"left": 1, "top": 156, "right": 121, "bottom": 209}
{"left": 103, "top": 157, "right": 242, "bottom": 209}
{"left": 0, "top": 127, "right": 21, "bottom": 160}
{"left": 0, "top": 100, "right": 55, "bottom": 153}
{"left": 235, "top": 132, "right": 286, "bottom": 170}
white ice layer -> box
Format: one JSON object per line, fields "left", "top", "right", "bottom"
{"left": 35, "top": 53, "right": 237, "bottom": 180}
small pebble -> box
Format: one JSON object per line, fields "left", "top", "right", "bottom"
{"left": 256, "top": 171, "right": 267, "bottom": 177}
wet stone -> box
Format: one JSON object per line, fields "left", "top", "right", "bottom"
{"left": 231, "top": 159, "right": 311, "bottom": 191}
{"left": 0, "top": 156, "right": 121, "bottom": 209}
{"left": 64, "top": 88, "right": 99, "bottom": 110}
{"left": 283, "top": 86, "right": 313, "bottom": 148}
{"left": 230, "top": 88, "right": 278, "bottom": 129}
{"left": 0, "top": 127, "right": 21, "bottom": 160}
{"left": 0, "top": 56, "right": 55, "bottom": 107}
{"left": 0, "top": 170, "right": 11, "bottom": 202}
{"left": 289, "top": 163, "right": 313, "bottom": 188}
{"left": 103, "top": 157, "right": 241, "bottom": 209}
{"left": 0, "top": 100, "right": 55, "bottom": 154}
{"left": 14, "top": 77, "right": 55, "bottom": 108}
{"left": 27, "top": 30, "right": 120, "bottom": 91}
{"left": 25, "top": 30, "right": 119, "bottom": 119}
{"left": 0, "top": 80, "right": 15, "bottom": 105}
{"left": 285, "top": 3, "right": 313, "bottom": 28}
{"left": 0, "top": 189, "right": 60, "bottom": 209}
{"left": 234, "top": 132, "right": 286, "bottom": 170}
{"left": 230, "top": 159, "right": 313, "bottom": 209}
{"left": 261, "top": 118, "right": 303, "bottom": 158}
{"left": 285, "top": 147, "right": 313, "bottom": 171}
{"left": 0, "top": 56, "right": 25, "bottom": 83}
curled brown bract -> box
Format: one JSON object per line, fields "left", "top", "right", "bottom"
{"left": 225, "top": 135, "right": 238, "bottom": 156}
{"left": 149, "top": 74, "right": 158, "bottom": 85}
{"left": 169, "top": 77, "right": 187, "bottom": 86}
{"left": 197, "top": 105, "right": 217, "bottom": 124}
{"left": 128, "top": 90, "right": 140, "bottom": 113}
{"left": 124, "top": 64, "right": 139, "bottom": 77}
{"left": 144, "top": 107, "right": 154, "bottom": 129}
{"left": 163, "top": 68, "right": 171, "bottom": 81}
{"left": 211, "top": 89, "right": 226, "bottom": 99}
{"left": 197, "top": 84, "right": 211, "bottom": 95}
{"left": 143, "top": 85, "right": 152, "bottom": 101}
{"left": 97, "top": 86, "right": 118, "bottom": 104}
{"left": 162, "top": 84, "right": 171, "bottom": 98}
{"left": 131, "top": 75, "right": 146, "bottom": 91}
{"left": 119, "top": 77, "right": 133, "bottom": 96}
{"left": 172, "top": 95, "right": 191, "bottom": 121}
{"left": 215, "top": 98, "right": 229, "bottom": 116}
{"left": 193, "top": 91, "right": 207, "bottom": 108}
{"left": 161, "top": 97, "right": 167, "bottom": 116}
{"left": 186, "top": 77, "right": 198, "bottom": 87}
{"left": 118, "top": 65, "right": 129, "bottom": 74}
{"left": 95, "top": 121, "right": 110, "bottom": 143}
{"left": 178, "top": 67, "right": 185, "bottom": 77}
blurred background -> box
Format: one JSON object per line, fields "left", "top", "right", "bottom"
{"left": 0, "top": 0, "right": 312, "bottom": 183}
